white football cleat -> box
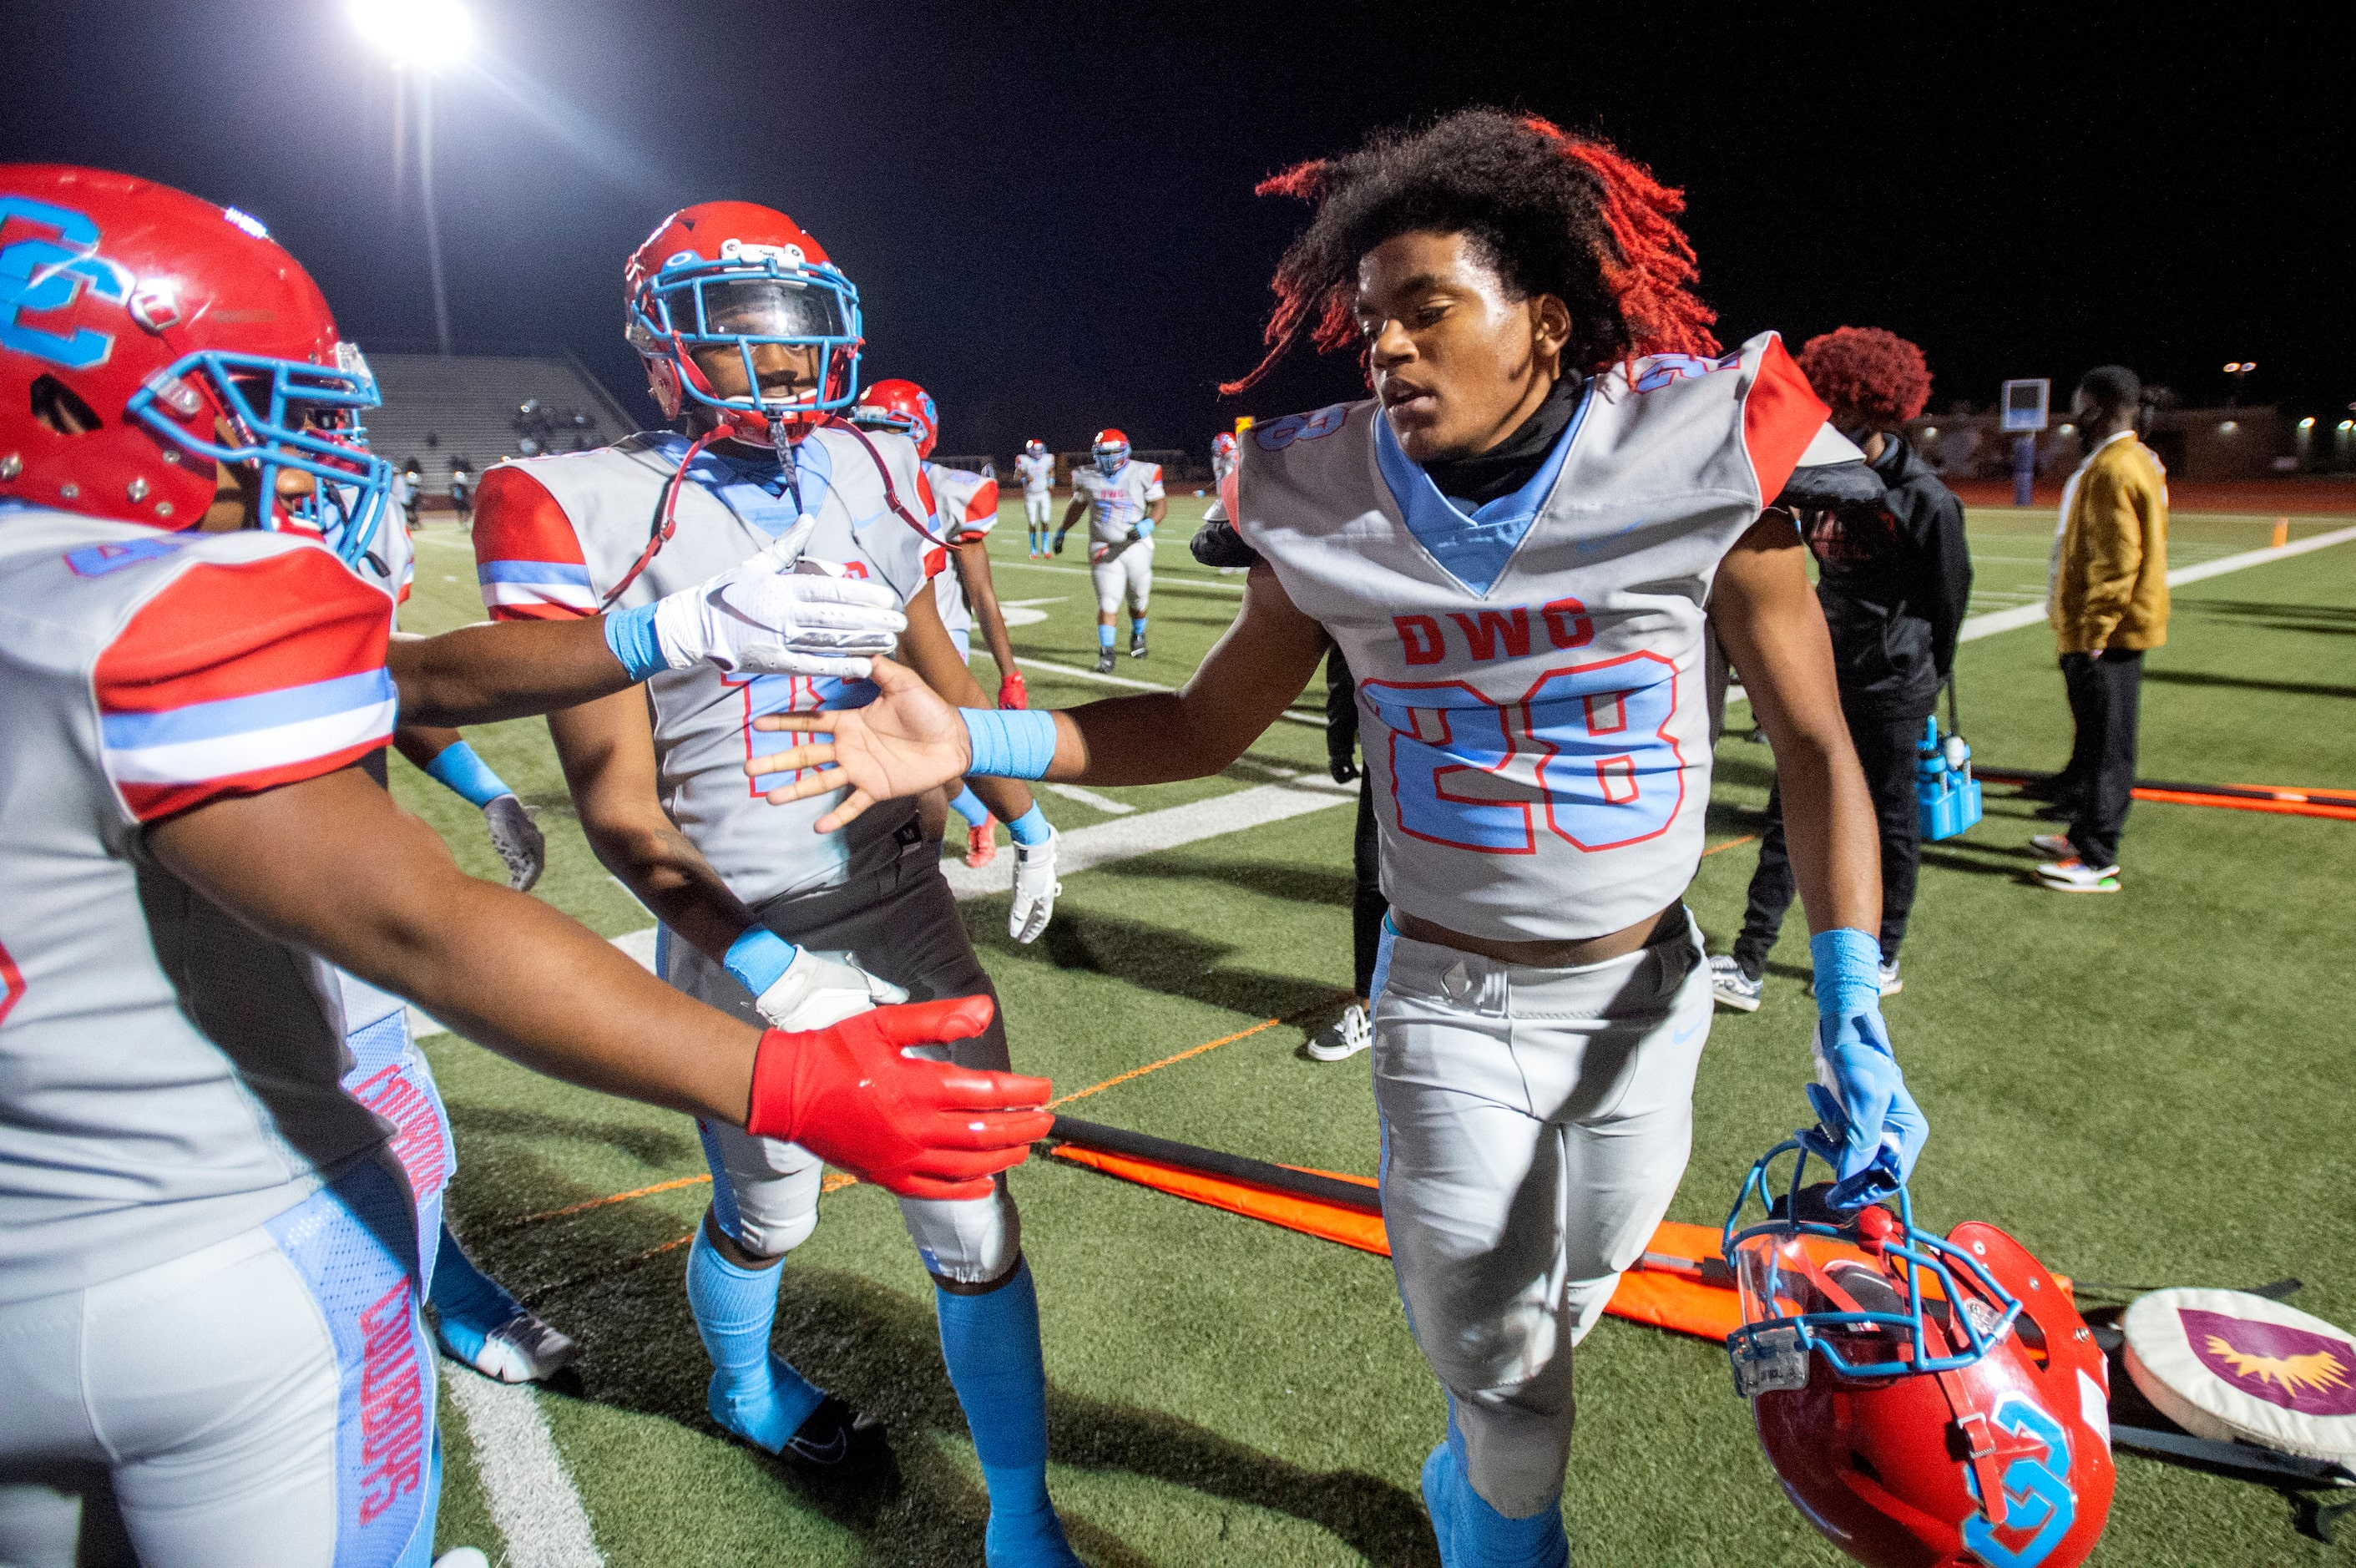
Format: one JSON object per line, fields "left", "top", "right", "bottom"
{"left": 1307, "top": 1002, "right": 1372, "bottom": 1061}
{"left": 447, "top": 1310, "right": 580, "bottom": 1384}
{"left": 2036, "top": 857, "right": 2121, "bottom": 893}
{"left": 1709, "top": 955, "right": 1762, "bottom": 1011}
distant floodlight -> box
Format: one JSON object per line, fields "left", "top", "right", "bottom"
{"left": 2218, "top": 421, "right": 2238, "bottom": 434}
{"left": 351, "top": 0, "right": 473, "bottom": 67}
{"left": 2298, "top": 417, "right": 2316, "bottom": 429}
{"left": 2340, "top": 420, "right": 2355, "bottom": 432}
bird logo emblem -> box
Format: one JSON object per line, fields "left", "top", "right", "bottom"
{"left": 2182, "top": 1308, "right": 2356, "bottom": 1416}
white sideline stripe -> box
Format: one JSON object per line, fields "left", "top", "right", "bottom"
{"left": 442, "top": 1368, "right": 604, "bottom": 1566}
{"left": 1727, "top": 524, "right": 2356, "bottom": 709}
{"left": 1013, "top": 654, "right": 1324, "bottom": 728}
{"left": 1045, "top": 781, "right": 1135, "bottom": 815}
{"left": 938, "top": 771, "right": 1356, "bottom": 901}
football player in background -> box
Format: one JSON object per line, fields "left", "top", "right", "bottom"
{"left": 753, "top": 112, "right": 1927, "bottom": 1568}
{"left": 472, "top": 202, "right": 1080, "bottom": 1564}
{"left": 0, "top": 165, "right": 1047, "bottom": 1568}
{"left": 1211, "top": 428, "right": 1238, "bottom": 484}
{"left": 852, "top": 379, "right": 1044, "bottom": 871}
{"left": 1015, "top": 437, "right": 1056, "bottom": 556}
{"left": 1052, "top": 427, "right": 1165, "bottom": 672}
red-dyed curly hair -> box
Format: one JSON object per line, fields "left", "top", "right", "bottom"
{"left": 1221, "top": 110, "right": 1718, "bottom": 397}
{"left": 1795, "top": 327, "right": 1933, "bottom": 427}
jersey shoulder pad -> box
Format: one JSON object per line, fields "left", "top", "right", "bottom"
{"left": 95, "top": 541, "right": 395, "bottom": 822}
{"left": 473, "top": 463, "right": 594, "bottom": 621}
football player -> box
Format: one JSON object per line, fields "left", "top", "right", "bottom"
{"left": 1211, "top": 428, "right": 1238, "bottom": 484}
{"left": 1052, "top": 428, "right": 1165, "bottom": 672}
{"left": 1015, "top": 438, "right": 1056, "bottom": 557}
{"left": 851, "top": 379, "right": 1037, "bottom": 869}
{"left": 752, "top": 113, "right": 1928, "bottom": 1567}
{"left": 0, "top": 165, "right": 1049, "bottom": 1568}
{"left": 470, "top": 202, "right": 1079, "bottom": 1563}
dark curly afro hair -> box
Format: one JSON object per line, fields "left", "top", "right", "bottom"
{"left": 1795, "top": 327, "right": 1933, "bottom": 427}
{"left": 1221, "top": 109, "right": 1718, "bottom": 397}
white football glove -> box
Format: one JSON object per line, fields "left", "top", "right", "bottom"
{"left": 1009, "top": 827, "right": 1062, "bottom": 945}
{"left": 752, "top": 945, "right": 910, "bottom": 1032}
{"left": 650, "top": 523, "right": 907, "bottom": 679}
{"left": 482, "top": 794, "right": 544, "bottom": 892}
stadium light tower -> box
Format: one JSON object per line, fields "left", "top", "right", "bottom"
{"left": 351, "top": 0, "right": 474, "bottom": 356}
{"left": 2222, "top": 360, "right": 2256, "bottom": 408}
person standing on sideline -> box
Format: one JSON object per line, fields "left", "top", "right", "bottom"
{"left": 1711, "top": 328, "right": 1969, "bottom": 1009}
{"left": 1016, "top": 439, "right": 1056, "bottom": 557}
{"left": 1308, "top": 644, "right": 1380, "bottom": 1061}
{"left": 448, "top": 457, "right": 473, "bottom": 526}
{"left": 2027, "top": 365, "right": 2168, "bottom": 893}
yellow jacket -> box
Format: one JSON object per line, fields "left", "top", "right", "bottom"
{"left": 2051, "top": 432, "right": 2169, "bottom": 654}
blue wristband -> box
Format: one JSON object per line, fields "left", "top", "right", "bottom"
{"left": 1135, "top": 518, "right": 1155, "bottom": 539}
{"left": 1809, "top": 928, "right": 1883, "bottom": 1026}
{"left": 723, "top": 926, "right": 799, "bottom": 998}
{"left": 1007, "top": 803, "right": 1052, "bottom": 847}
{"left": 422, "top": 740, "right": 513, "bottom": 809}
{"left": 603, "top": 601, "right": 665, "bottom": 682}
{"left": 961, "top": 707, "right": 1058, "bottom": 780}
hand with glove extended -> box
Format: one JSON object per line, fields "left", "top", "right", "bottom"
{"left": 608, "top": 520, "right": 908, "bottom": 681}
{"left": 997, "top": 670, "right": 1028, "bottom": 710}
{"left": 481, "top": 794, "right": 545, "bottom": 892}
{"left": 726, "top": 930, "right": 908, "bottom": 1032}
{"left": 1798, "top": 928, "right": 1928, "bottom": 1210}
{"left": 1009, "top": 826, "right": 1060, "bottom": 944}
{"left": 746, "top": 995, "right": 1050, "bottom": 1199}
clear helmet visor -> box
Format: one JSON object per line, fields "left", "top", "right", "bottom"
{"left": 673, "top": 276, "right": 848, "bottom": 343}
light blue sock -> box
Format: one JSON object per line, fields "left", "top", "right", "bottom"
{"left": 431, "top": 1225, "right": 523, "bottom": 1362}
{"left": 948, "top": 785, "right": 993, "bottom": 829}
{"left": 1097, "top": 624, "right": 1115, "bottom": 650}
{"left": 1420, "top": 1427, "right": 1568, "bottom": 1568}
{"left": 935, "top": 1262, "right": 1078, "bottom": 1566}
{"left": 1130, "top": 616, "right": 1147, "bottom": 640}
{"left": 687, "top": 1224, "right": 825, "bottom": 1452}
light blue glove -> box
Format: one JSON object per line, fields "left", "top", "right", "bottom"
{"left": 1799, "top": 928, "right": 1927, "bottom": 1210}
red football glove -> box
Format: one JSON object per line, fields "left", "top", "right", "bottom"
{"left": 745, "top": 995, "right": 1052, "bottom": 1200}
{"left": 998, "top": 671, "right": 1028, "bottom": 710}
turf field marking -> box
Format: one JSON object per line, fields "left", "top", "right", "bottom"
{"left": 442, "top": 1367, "right": 604, "bottom": 1566}
{"left": 995, "top": 559, "right": 1248, "bottom": 593}
{"left": 1044, "top": 781, "right": 1137, "bottom": 814}
{"left": 1953, "top": 523, "right": 2356, "bottom": 643}
{"left": 497, "top": 1175, "right": 713, "bottom": 1235}
{"left": 1049, "top": 1016, "right": 1289, "bottom": 1108}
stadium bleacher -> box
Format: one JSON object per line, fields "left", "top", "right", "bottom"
{"left": 366, "top": 349, "right": 640, "bottom": 506}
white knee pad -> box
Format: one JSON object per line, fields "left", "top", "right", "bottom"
{"left": 697, "top": 1120, "right": 822, "bottom": 1259}
{"left": 897, "top": 1178, "right": 1021, "bottom": 1287}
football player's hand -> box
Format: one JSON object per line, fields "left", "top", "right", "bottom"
{"left": 1329, "top": 753, "right": 1359, "bottom": 785}
{"left": 752, "top": 946, "right": 909, "bottom": 1032}
{"left": 650, "top": 525, "right": 907, "bottom": 678}
{"left": 745, "top": 996, "right": 1052, "bottom": 1200}
{"left": 1800, "top": 1011, "right": 1928, "bottom": 1211}
{"left": 998, "top": 671, "right": 1028, "bottom": 710}
{"left": 747, "top": 656, "right": 973, "bottom": 830}
{"left": 482, "top": 794, "right": 545, "bottom": 892}
{"left": 1009, "top": 827, "right": 1061, "bottom": 944}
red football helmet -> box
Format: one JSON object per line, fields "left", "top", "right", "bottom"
{"left": 1091, "top": 427, "right": 1130, "bottom": 477}
{"left": 1725, "top": 1141, "right": 2115, "bottom": 1568}
{"left": 0, "top": 164, "right": 391, "bottom": 562}
{"left": 624, "top": 200, "right": 863, "bottom": 438}
{"left": 850, "top": 377, "right": 939, "bottom": 458}
{"left": 1024, "top": 438, "right": 1045, "bottom": 458}
{"left": 1211, "top": 431, "right": 1236, "bottom": 458}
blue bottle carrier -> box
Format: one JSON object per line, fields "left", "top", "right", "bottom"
{"left": 1916, "top": 715, "right": 1982, "bottom": 842}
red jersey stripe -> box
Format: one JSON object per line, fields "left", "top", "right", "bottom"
{"left": 1740, "top": 333, "right": 1831, "bottom": 503}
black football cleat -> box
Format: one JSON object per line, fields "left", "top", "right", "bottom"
{"left": 778, "top": 1393, "right": 894, "bottom": 1485}
{"left": 1128, "top": 630, "right": 1148, "bottom": 660}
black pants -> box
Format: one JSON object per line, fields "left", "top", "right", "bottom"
{"left": 2053, "top": 650, "right": 2142, "bottom": 868}
{"left": 1352, "top": 773, "right": 1385, "bottom": 999}
{"left": 1733, "top": 712, "right": 1924, "bottom": 978}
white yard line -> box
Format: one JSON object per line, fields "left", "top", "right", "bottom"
{"left": 441, "top": 1368, "right": 604, "bottom": 1567}
{"left": 1044, "top": 781, "right": 1137, "bottom": 815}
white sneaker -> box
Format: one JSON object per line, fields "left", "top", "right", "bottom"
{"left": 2029, "top": 832, "right": 2074, "bottom": 858}
{"left": 1307, "top": 1003, "right": 1372, "bottom": 1061}
{"left": 2036, "top": 857, "right": 2121, "bottom": 893}
{"left": 1709, "top": 955, "right": 1762, "bottom": 1011}
{"left": 1877, "top": 959, "right": 1903, "bottom": 996}
{"left": 433, "top": 1552, "right": 492, "bottom": 1568}
{"left": 452, "top": 1311, "right": 579, "bottom": 1383}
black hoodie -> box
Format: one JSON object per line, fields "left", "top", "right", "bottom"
{"left": 1800, "top": 432, "right": 1973, "bottom": 721}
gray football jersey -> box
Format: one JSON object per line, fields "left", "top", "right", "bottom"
{"left": 0, "top": 505, "right": 397, "bottom": 1302}
{"left": 1072, "top": 458, "right": 1165, "bottom": 549}
{"left": 1233, "top": 332, "right": 1837, "bottom": 942}
{"left": 474, "top": 426, "right": 947, "bottom": 904}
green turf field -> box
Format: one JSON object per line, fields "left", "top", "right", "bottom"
{"left": 393, "top": 494, "right": 2356, "bottom": 1565}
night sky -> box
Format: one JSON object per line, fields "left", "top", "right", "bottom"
{"left": 3, "top": 3, "right": 2347, "bottom": 454}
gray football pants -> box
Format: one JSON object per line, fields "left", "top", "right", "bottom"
{"left": 660, "top": 855, "right": 1020, "bottom": 1285}
{"left": 1374, "top": 913, "right": 1711, "bottom": 1518}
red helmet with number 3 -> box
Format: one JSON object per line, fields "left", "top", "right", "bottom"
{"left": 849, "top": 377, "right": 939, "bottom": 458}
{"left": 624, "top": 200, "right": 863, "bottom": 439}
{"left": 0, "top": 164, "right": 392, "bottom": 564}
{"left": 1724, "top": 1141, "right": 2115, "bottom": 1568}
